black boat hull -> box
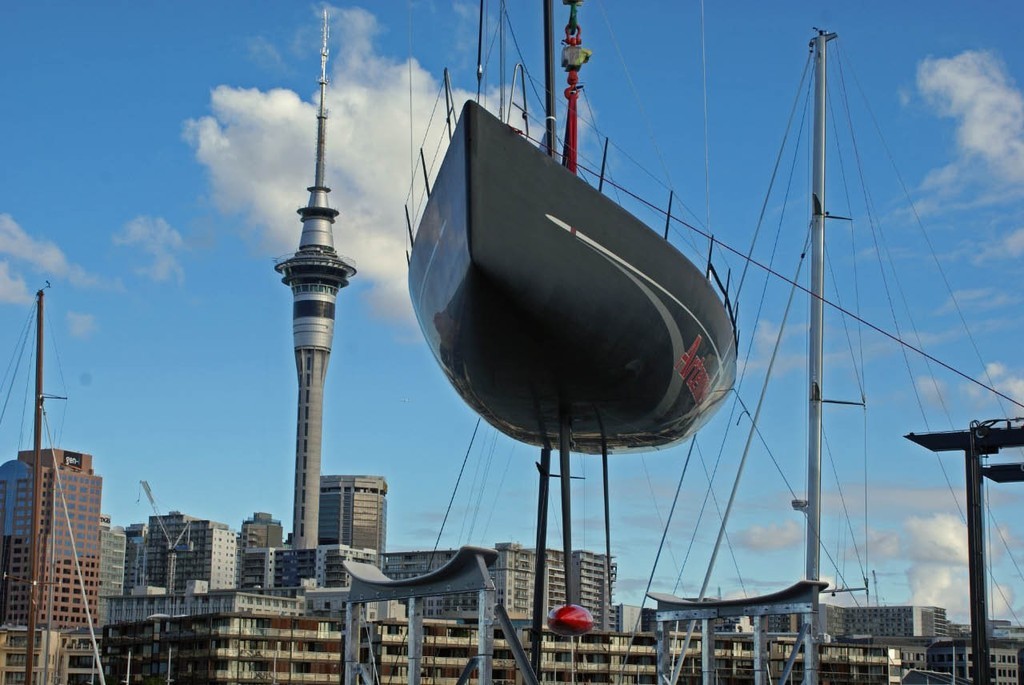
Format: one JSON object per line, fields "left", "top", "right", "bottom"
{"left": 409, "top": 101, "right": 736, "bottom": 453}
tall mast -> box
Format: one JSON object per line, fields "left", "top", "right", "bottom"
{"left": 25, "top": 289, "right": 44, "bottom": 685}
{"left": 542, "top": 0, "right": 557, "bottom": 157}
{"left": 803, "top": 29, "right": 835, "bottom": 685}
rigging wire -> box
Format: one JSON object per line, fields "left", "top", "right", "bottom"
{"left": 407, "top": 0, "right": 418, "bottom": 254}
{"left": 636, "top": 453, "right": 687, "bottom": 587}
{"left": 837, "top": 42, "right": 1015, "bottom": 422}
{"left": 586, "top": 2, "right": 705, "bottom": 257}
{"left": 986, "top": 497, "right": 1024, "bottom": 627}
{"left": 669, "top": 436, "right": 745, "bottom": 598}
{"left": 735, "top": 51, "right": 813, "bottom": 300}
{"left": 817, "top": 125, "right": 870, "bottom": 595}
{"left": 822, "top": 429, "right": 867, "bottom": 589}
{"left": 599, "top": 159, "right": 1024, "bottom": 412}
{"left": 477, "top": 441, "right": 517, "bottom": 543}
{"left": 669, "top": 62, "right": 811, "bottom": 599}
{"left": 464, "top": 427, "right": 499, "bottom": 544}
{"left": 591, "top": 1, "right": 675, "bottom": 192}
{"left": 500, "top": 6, "right": 546, "bottom": 127}
{"left": 0, "top": 304, "right": 34, "bottom": 437}
{"left": 698, "top": 0, "right": 713, "bottom": 251}
{"left": 42, "top": 410, "right": 107, "bottom": 685}
{"left": 823, "top": 85, "right": 875, "bottom": 594}
{"left": 695, "top": 440, "right": 748, "bottom": 598}
{"left": 732, "top": 393, "right": 799, "bottom": 500}
{"left": 430, "top": 417, "right": 481, "bottom": 560}
{"left": 666, "top": 233, "right": 810, "bottom": 685}
{"left": 614, "top": 438, "right": 697, "bottom": 680}
{"left": 45, "top": 304, "right": 70, "bottom": 447}
{"left": 403, "top": 63, "right": 467, "bottom": 239}
{"left": 832, "top": 47, "right": 969, "bottom": 526}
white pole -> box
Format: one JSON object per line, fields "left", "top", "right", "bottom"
{"left": 803, "top": 29, "right": 836, "bottom": 685}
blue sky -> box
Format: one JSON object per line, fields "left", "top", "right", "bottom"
{"left": 1, "top": 2, "right": 1023, "bottom": 624}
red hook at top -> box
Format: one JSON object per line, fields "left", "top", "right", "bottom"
{"left": 564, "top": 25, "right": 582, "bottom": 47}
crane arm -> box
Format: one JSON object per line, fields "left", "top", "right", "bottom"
{"left": 140, "top": 480, "right": 175, "bottom": 549}
{"left": 171, "top": 521, "right": 191, "bottom": 551}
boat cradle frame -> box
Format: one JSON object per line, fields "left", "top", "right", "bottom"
{"left": 648, "top": 580, "right": 828, "bottom": 685}
{"left": 343, "top": 546, "right": 540, "bottom": 685}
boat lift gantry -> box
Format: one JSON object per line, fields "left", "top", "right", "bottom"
{"left": 343, "top": 546, "right": 540, "bottom": 685}
{"left": 648, "top": 581, "right": 827, "bottom": 685}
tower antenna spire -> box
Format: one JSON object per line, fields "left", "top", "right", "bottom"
{"left": 314, "top": 8, "right": 330, "bottom": 189}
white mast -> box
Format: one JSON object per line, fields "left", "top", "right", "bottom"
{"left": 803, "top": 28, "right": 835, "bottom": 685}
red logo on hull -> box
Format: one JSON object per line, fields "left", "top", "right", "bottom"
{"left": 674, "top": 335, "right": 710, "bottom": 405}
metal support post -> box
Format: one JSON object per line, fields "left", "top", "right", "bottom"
{"left": 777, "top": 623, "right": 809, "bottom": 685}
{"left": 754, "top": 615, "right": 768, "bottom": 685}
{"left": 478, "top": 586, "right": 495, "bottom": 685}
{"left": 702, "top": 618, "right": 715, "bottom": 685}
{"left": 906, "top": 422, "right": 1024, "bottom": 685}
{"left": 530, "top": 447, "right": 551, "bottom": 678}
{"left": 801, "top": 611, "right": 817, "bottom": 685}
{"left": 965, "top": 447, "right": 990, "bottom": 685}
{"left": 408, "top": 597, "right": 423, "bottom": 685}
{"left": 559, "top": 411, "right": 576, "bottom": 604}
{"left": 344, "top": 602, "right": 363, "bottom": 685}
{"left": 656, "top": 620, "right": 671, "bottom": 685}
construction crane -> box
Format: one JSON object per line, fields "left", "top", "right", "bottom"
{"left": 140, "top": 480, "right": 192, "bottom": 593}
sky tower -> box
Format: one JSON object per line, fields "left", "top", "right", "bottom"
{"left": 275, "top": 11, "right": 356, "bottom": 550}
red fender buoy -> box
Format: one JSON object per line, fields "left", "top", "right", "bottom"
{"left": 547, "top": 603, "right": 594, "bottom": 636}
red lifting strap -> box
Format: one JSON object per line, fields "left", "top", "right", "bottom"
{"left": 562, "top": 74, "right": 580, "bottom": 174}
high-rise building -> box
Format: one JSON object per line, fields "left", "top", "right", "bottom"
{"left": 98, "top": 514, "right": 126, "bottom": 626}
{"left": 237, "top": 544, "right": 375, "bottom": 590}
{"left": 318, "top": 475, "right": 387, "bottom": 555}
{"left": 572, "top": 549, "right": 616, "bottom": 630}
{"left": 143, "top": 513, "right": 237, "bottom": 593}
{"left": 0, "top": 449, "right": 103, "bottom": 629}
{"left": 240, "top": 511, "right": 283, "bottom": 549}
{"left": 273, "top": 12, "right": 356, "bottom": 550}
{"left": 837, "top": 605, "right": 950, "bottom": 637}
{"left": 122, "top": 522, "right": 147, "bottom": 593}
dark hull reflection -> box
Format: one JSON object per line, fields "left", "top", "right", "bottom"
{"left": 409, "top": 101, "right": 736, "bottom": 453}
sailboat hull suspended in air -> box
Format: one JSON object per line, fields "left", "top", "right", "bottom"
{"left": 409, "top": 101, "right": 737, "bottom": 452}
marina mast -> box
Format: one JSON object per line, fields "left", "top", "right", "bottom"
{"left": 803, "top": 29, "right": 836, "bottom": 685}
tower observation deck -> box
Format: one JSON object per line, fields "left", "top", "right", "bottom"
{"left": 275, "top": 11, "right": 355, "bottom": 550}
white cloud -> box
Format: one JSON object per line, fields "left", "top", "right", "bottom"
{"left": 985, "top": 362, "right": 1024, "bottom": 403}
{"left": 184, "top": 7, "right": 474, "bottom": 321}
{"left": 0, "top": 213, "right": 101, "bottom": 289}
{"left": 740, "top": 319, "right": 805, "bottom": 376}
{"left": 902, "top": 513, "right": 970, "bottom": 616}
{"left": 246, "top": 35, "right": 286, "bottom": 73}
{"left": 937, "top": 287, "right": 1019, "bottom": 313}
{"left": 733, "top": 518, "right": 802, "bottom": 552}
{"left": 113, "top": 216, "right": 186, "bottom": 284}
{"left": 0, "top": 261, "right": 31, "bottom": 304}
{"left": 917, "top": 51, "right": 1024, "bottom": 189}
{"left": 977, "top": 226, "right": 1024, "bottom": 262}
{"left": 915, "top": 374, "right": 948, "bottom": 411}
{"left": 904, "top": 512, "right": 967, "bottom": 564}
{"left": 965, "top": 361, "right": 1024, "bottom": 407}
{"left": 907, "top": 563, "right": 967, "bottom": 614}
{"left": 67, "top": 311, "right": 97, "bottom": 339}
